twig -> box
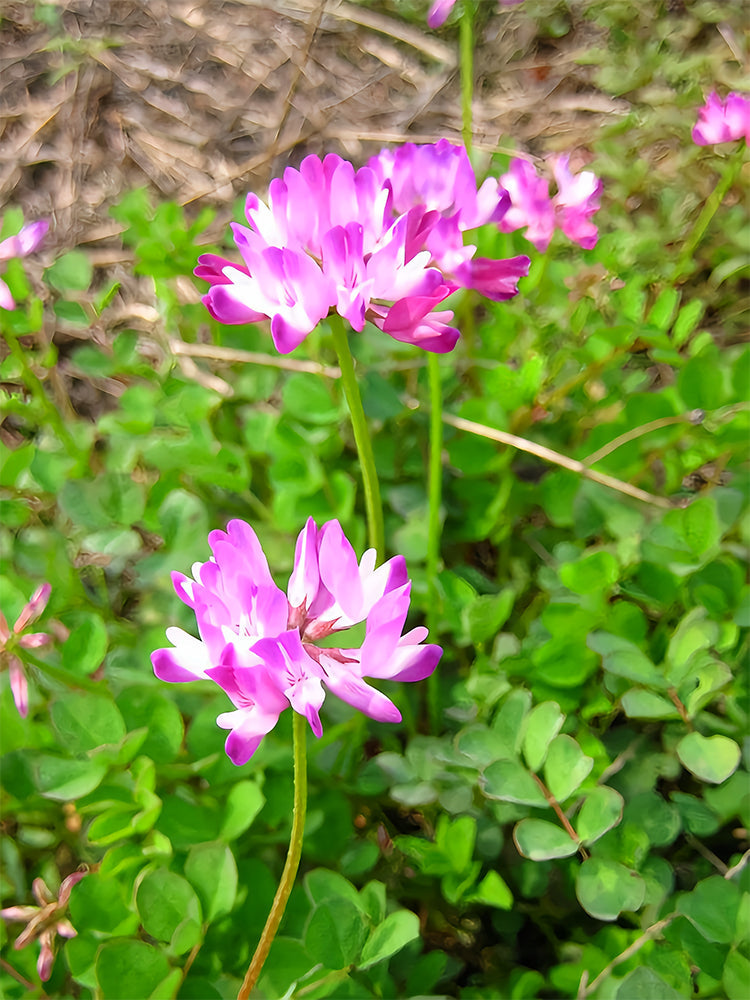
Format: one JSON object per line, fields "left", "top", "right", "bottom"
{"left": 583, "top": 412, "right": 703, "bottom": 467}
{"left": 0, "top": 957, "right": 35, "bottom": 991}
{"left": 168, "top": 339, "right": 341, "bottom": 378}
{"left": 725, "top": 849, "right": 750, "bottom": 881}
{"left": 667, "top": 688, "right": 693, "bottom": 730}
{"left": 686, "top": 834, "right": 728, "bottom": 876}
{"left": 442, "top": 413, "right": 679, "bottom": 509}
{"left": 531, "top": 773, "right": 587, "bottom": 859}
{"left": 581, "top": 916, "right": 677, "bottom": 996}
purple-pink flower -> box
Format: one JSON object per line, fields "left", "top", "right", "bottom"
{"left": 0, "top": 219, "right": 48, "bottom": 311}
{"left": 152, "top": 518, "right": 441, "bottom": 765}
{"left": 692, "top": 91, "right": 750, "bottom": 146}
{"left": 498, "top": 155, "right": 602, "bottom": 252}
{"left": 0, "top": 583, "right": 52, "bottom": 718}
{"left": 196, "top": 144, "right": 529, "bottom": 354}
{"left": 428, "top": 0, "right": 523, "bottom": 30}
{"left": 1, "top": 870, "right": 87, "bottom": 981}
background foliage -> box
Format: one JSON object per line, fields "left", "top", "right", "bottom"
{"left": 1, "top": 1, "right": 748, "bottom": 998}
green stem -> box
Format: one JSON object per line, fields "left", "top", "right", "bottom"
{"left": 328, "top": 315, "right": 385, "bottom": 562}
{"left": 674, "top": 143, "right": 746, "bottom": 282}
{"left": 2, "top": 328, "right": 82, "bottom": 460}
{"left": 237, "top": 712, "right": 307, "bottom": 1000}
{"left": 426, "top": 352, "right": 443, "bottom": 732}
{"left": 459, "top": 2, "right": 474, "bottom": 149}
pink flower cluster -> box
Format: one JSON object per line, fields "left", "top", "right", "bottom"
{"left": 197, "top": 141, "right": 530, "bottom": 355}
{"left": 428, "top": 0, "right": 523, "bottom": 30}
{"left": 1, "top": 871, "right": 86, "bottom": 981}
{"left": 0, "top": 219, "right": 48, "bottom": 311}
{"left": 1, "top": 583, "right": 52, "bottom": 717}
{"left": 498, "top": 156, "right": 602, "bottom": 252}
{"left": 152, "top": 518, "right": 441, "bottom": 765}
{"left": 692, "top": 91, "right": 750, "bottom": 146}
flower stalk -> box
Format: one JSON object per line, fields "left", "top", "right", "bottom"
{"left": 328, "top": 314, "right": 385, "bottom": 563}
{"left": 426, "top": 351, "right": 444, "bottom": 731}
{"left": 238, "top": 711, "right": 308, "bottom": 1000}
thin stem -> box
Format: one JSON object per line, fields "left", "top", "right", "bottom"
{"left": 426, "top": 351, "right": 443, "bottom": 732}
{"left": 238, "top": 712, "right": 308, "bottom": 1000}
{"left": 442, "top": 412, "right": 678, "bottom": 509}
{"left": 583, "top": 412, "right": 701, "bottom": 467}
{"left": 674, "top": 143, "right": 746, "bottom": 282}
{"left": 581, "top": 916, "right": 676, "bottom": 997}
{"left": 459, "top": 2, "right": 474, "bottom": 149}
{"left": 531, "top": 773, "right": 587, "bottom": 859}
{"left": 328, "top": 315, "right": 385, "bottom": 562}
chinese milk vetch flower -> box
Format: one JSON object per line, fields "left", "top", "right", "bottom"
{"left": 498, "top": 155, "right": 601, "bottom": 252}
{"left": 692, "top": 91, "right": 750, "bottom": 146}
{"left": 0, "top": 582, "right": 52, "bottom": 718}
{"left": 196, "top": 144, "right": 529, "bottom": 354}
{"left": 367, "top": 139, "right": 530, "bottom": 302}
{"left": 152, "top": 518, "right": 442, "bottom": 765}
{"left": 427, "top": 0, "right": 523, "bottom": 29}
{"left": 0, "top": 218, "right": 48, "bottom": 310}
{"left": 1, "top": 870, "right": 87, "bottom": 981}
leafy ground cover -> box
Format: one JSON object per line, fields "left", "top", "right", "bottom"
{"left": 1, "top": 2, "right": 748, "bottom": 999}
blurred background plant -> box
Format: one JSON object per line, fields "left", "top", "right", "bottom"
{"left": 1, "top": 1, "right": 748, "bottom": 998}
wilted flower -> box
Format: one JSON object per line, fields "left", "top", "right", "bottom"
{"left": 498, "top": 155, "right": 602, "bottom": 252}
{"left": 196, "top": 144, "right": 528, "bottom": 355}
{"left": 427, "top": 0, "right": 523, "bottom": 30}
{"left": 152, "top": 518, "right": 441, "bottom": 765}
{"left": 1, "top": 870, "right": 87, "bottom": 981}
{"left": 0, "top": 219, "right": 48, "bottom": 311}
{"left": 0, "top": 583, "right": 52, "bottom": 717}
{"left": 692, "top": 91, "right": 750, "bottom": 146}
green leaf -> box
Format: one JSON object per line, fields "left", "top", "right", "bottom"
{"left": 560, "top": 550, "right": 619, "bottom": 595}
{"left": 588, "top": 631, "right": 664, "bottom": 686}
{"left": 625, "top": 791, "right": 681, "bottom": 847}
{"left": 61, "top": 615, "right": 108, "bottom": 675}
{"left": 184, "top": 842, "right": 238, "bottom": 921}
{"left": 95, "top": 940, "right": 171, "bottom": 1000}
{"left": 543, "top": 735, "right": 593, "bottom": 802}
{"left": 575, "top": 858, "right": 645, "bottom": 920}
{"left": 436, "top": 814, "right": 476, "bottom": 874}
{"left": 462, "top": 590, "right": 515, "bottom": 644}
{"left": 663, "top": 497, "right": 720, "bottom": 559}
{"left": 491, "top": 689, "right": 532, "bottom": 756}
{"left": 116, "top": 687, "right": 184, "bottom": 764}
{"left": 465, "top": 869, "right": 513, "bottom": 909}
{"left": 219, "top": 780, "right": 265, "bottom": 840}
{"left": 282, "top": 373, "right": 340, "bottom": 424}
{"left": 621, "top": 688, "right": 680, "bottom": 719}
{"left": 724, "top": 949, "right": 750, "bottom": 1000}
{"left": 482, "top": 760, "right": 548, "bottom": 807}
{"left": 647, "top": 286, "right": 680, "bottom": 332}
{"left": 676, "top": 732, "right": 741, "bottom": 784}
{"left": 305, "top": 898, "right": 368, "bottom": 968}
{"left": 513, "top": 819, "right": 578, "bottom": 860}
{"left": 678, "top": 876, "right": 740, "bottom": 944}
{"left": 50, "top": 691, "right": 126, "bottom": 754}
{"left": 135, "top": 868, "right": 202, "bottom": 953}
{"left": 575, "top": 786, "right": 624, "bottom": 845}
{"left": 36, "top": 754, "right": 107, "bottom": 801}
{"left": 358, "top": 909, "right": 420, "bottom": 969}
{"left": 522, "top": 701, "right": 564, "bottom": 772}
{"left": 615, "top": 967, "right": 683, "bottom": 999}
{"left": 46, "top": 250, "right": 93, "bottom": 292}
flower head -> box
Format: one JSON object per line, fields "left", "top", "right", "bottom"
{"left": 498, "top": 155, "right": 601, "bottom": 252}
{"left": 692, "top": 91, "right": 750, "bottom": 146}
{"left": 427, "top": 0, "right": 523, "bottom": 29}
{"left": 1, "top": 583, "right": 52, "bottom": 717}
{"left": 196, "top": 144, "right": 528, "bottom": 354}
{"left": 152, "top": 518, "right": 441, "bottom": 765}
{"left": 1, "top": 870, "right": 87, "bottom": 981}
{"left": 0, "top": 219, "right": 48, "bottom": 311}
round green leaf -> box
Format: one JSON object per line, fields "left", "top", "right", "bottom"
{"left": 482, "top": 760, "right": 547, "bottom": 807}
{"left": 50, "top": 691, "right": 126, "bottom": 754}
{"left": 95, "top": 940, "right": 170, "bottom": 1000}
{"left": 576, "top": 858, "right": 645, "bottom": 921}
{"left": 575, "top": 786, "right": 624, "bottom": 845}
{"left": 359, "top": 909, "right": 420, "bottom": 970}
{"left": 543, "top": 735, "right": 593, "bottom": 802}
{"left": 724, "top": 949, "right": 750, "bottom": 1000}
{"left": 560, "top": 550, "right": 619, "bottom": 595}
{"left": 621, "top": 688, "right": 680, "bottom": 720}
{"left": 513, "top": 819, "right": 578, "bottom": 861}
{"left": 588, "top": 632, "right": 664, "bottom": 686}
{"left": 36, "top": 754, "right": 107, "bottom": 801}
{"left": 522, "top": 701, "right": 564, "bottom": 772}
{"left": 135, "top": 869, "right": 202, "bottom": 953}
{"left": 305, "top": 898, "right": 368, "bottom": 968}
{"left": 61, "top": 615, "right": 108, "bottom": 675}
{"left": 625, "top": 791, "right": 681, "bottom": 847}
{"left": 184, "top": 842, "right": 237, "bottom": 921}
{"left": 677, "top": 732, "right": 741, "bottom": 784}
{"left": 615, "top": 967, "right": 683, "bottom": 1000}
{"left": 677, "top": 875, "right": 740, "bottom": 944}
{"left": 466, "top": 870, "right": 513, "bottom": 910}
{"left": 220, "top": 780, "right": 265, "bottom": 840}
{"left": 116, "top": 687, "right": 184, "bottom": 764}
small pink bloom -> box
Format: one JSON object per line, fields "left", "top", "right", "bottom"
{"left": 0, "top": 219, "right": 49, "bottom": 311}
{"left": 1, "top": 582, "right": 53, "bottom": 717}
{"left": 152, "top": 518, "right": 441, "bottom": 765}
{"left": 692, "top": 91, "right": 750, "bottom": 146}
{"left": 550, "top": 155, "right": 602, "bottom": 250}
{"left": 428, "top": 0, "right": 523, "bottom": 29}
{"left": 1, "top": 870, "right": 87, "bottom": 982}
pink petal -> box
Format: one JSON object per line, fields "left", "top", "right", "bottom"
{"left": 58, "top": 870, "right": 88, "bottom": 908}
{"left": 9, "top": 656, "right": 28, "bottom": 718}
{"left": 13, "top": 582, "right": 51, "bottom": 632}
